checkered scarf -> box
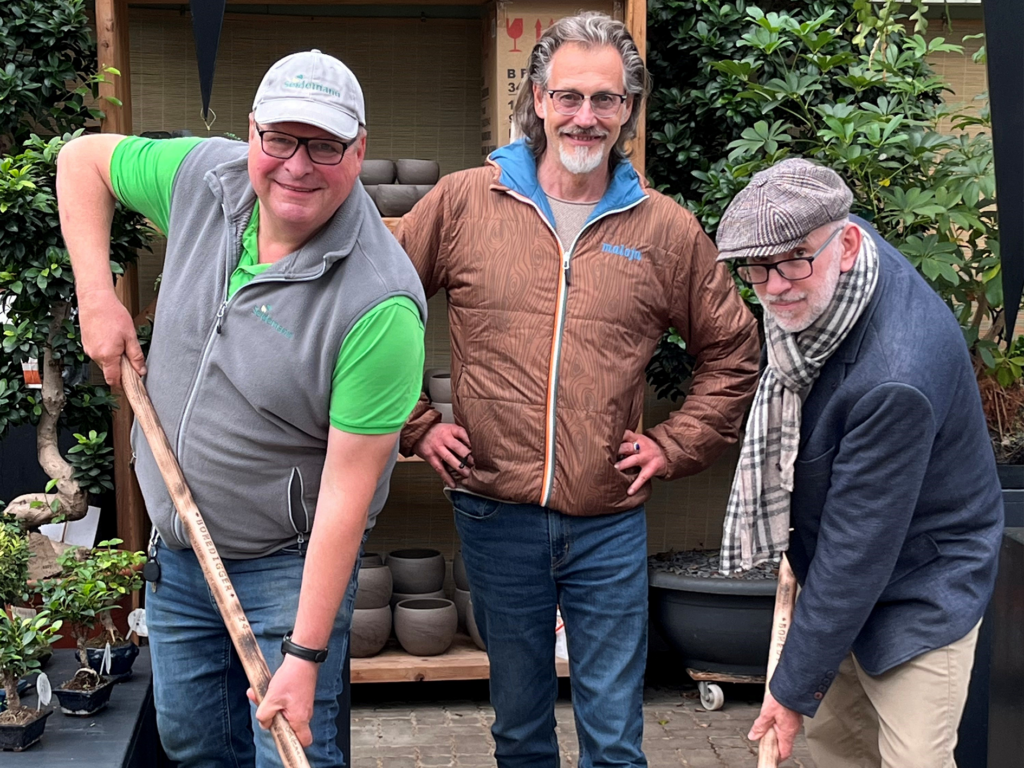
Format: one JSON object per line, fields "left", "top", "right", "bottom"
{"left": 720, "top": 227, "right": 880, "bottom": 574}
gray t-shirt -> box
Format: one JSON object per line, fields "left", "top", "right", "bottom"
{"left": 547, "top": 195, "right": 598, "bottom": 250}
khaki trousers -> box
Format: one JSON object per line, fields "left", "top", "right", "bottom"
{"left": 804, "top": 622, "right": 981, "bottom": 768}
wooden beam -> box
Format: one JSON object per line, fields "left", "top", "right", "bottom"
{"left": 96, "top": 0, "right": 133, "bottom": 135}
{"left": 97, "top": 0, "right": 148, "bottom": 557}
{"left": 625, "top": 0, "right": 646, "bottom": 175}
{"left": 351, "top": 634, "right": 570, "bottom": 683}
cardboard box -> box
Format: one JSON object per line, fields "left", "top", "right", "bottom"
{"left": 481, "top": 1, "right": 623, "bottom": 158}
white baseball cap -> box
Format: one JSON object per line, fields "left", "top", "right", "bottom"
{"left": 252, "top": 50, "right": 365, "bottom": 140}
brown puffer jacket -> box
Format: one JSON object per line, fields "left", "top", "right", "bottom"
{"left": 397, "top": 141, "right": 760, "bottom": 516}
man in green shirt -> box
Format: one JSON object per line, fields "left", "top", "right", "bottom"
{"left": 57, "top": 50, "right": 426, "bottom": 767}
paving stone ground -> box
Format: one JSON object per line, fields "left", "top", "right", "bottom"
{"left": 350, "top": 675, "right": 816, "bottom": 768}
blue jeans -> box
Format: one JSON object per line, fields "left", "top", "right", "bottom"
{"left": 452, "top": 494, "right": 649, "bottom": 768}
{"left": 147, "top": 542, "right": 359, "bottom": 768}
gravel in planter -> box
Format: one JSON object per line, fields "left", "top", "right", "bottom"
{"left": 649, "top": 549, "right": 779, "bottom": 580}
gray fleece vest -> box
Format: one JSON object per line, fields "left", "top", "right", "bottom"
{"left": 132, "top": 138, "right": 427, "bottom": 559}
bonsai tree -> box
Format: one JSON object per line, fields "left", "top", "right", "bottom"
{"left": 0, "top": 515, "right": 31, "bottom": 609}
{"left": 0, "top": 1, "right": 152, "bottom": 528}
{"left": 82, "top": 538, "right": 145, "bottom": 647}
{"left": 0, "top": 610, "right": 61, "bottom": 714}
{"left": 36, "top": 548, "right": 118, "bottom": 683}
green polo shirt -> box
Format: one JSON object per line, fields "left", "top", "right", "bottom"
{"left": 110, "top": 136, "right": 424, "bottom": 434}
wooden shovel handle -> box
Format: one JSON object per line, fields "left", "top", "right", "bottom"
{"left": 120, "top": 357, "right": 311, "bottom": 768}
{"left": 757, "top": 555, "right": 798, "bottom": 768}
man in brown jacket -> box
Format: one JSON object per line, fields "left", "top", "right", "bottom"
{"left": 397, "top": 12, "right": 759, "bottom": 767}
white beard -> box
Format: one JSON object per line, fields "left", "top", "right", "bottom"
{"left": 763, "top": 252, "right": 843, "bottom": 333}
{"left": 558, "top": 141, "right": 605, "bottom": 175}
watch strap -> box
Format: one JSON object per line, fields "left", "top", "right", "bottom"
{"left": 281, "top": 631, "right": 329, "bottom": 664}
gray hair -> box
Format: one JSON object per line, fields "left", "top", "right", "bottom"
{"left": 512, "top": 12, "right": 650, "bottom": 168}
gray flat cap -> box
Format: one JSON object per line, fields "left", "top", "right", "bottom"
{"left": 716, "top": 158, "right": 853, "bottom": 261}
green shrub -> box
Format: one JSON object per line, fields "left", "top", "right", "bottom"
{"left": 644, "top": 2, "right": 1012, "bottom": 415}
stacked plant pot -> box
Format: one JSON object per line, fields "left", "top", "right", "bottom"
{"left": 426, "top": 368, "right": 454, "bottom": 424}
{"left": 351, "top": 557, "right": 393, "bottom": 658}
{"left": 389, "top": 549, "right": 456, "bottom": 656}
{"left": 360, "top": 159, "right": 440, "bottom": 218}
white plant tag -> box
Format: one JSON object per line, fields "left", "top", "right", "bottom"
{"left": 128, "top": 608, "right": 148, "bottom": 638}
{"left": 36, "top": 672, "right": 51, "bottom": 710}
{"left": 10, "top": 606, "right": 36, "bottom": 620}
{"left": 554, "top": 608, "right": 569, "bottom": 661}
{"left": 102, "top": 642, "right": 112, "bottom": 676}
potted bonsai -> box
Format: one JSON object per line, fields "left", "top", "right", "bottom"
{"left": 0, "top": 610, "right": 62, "bottom": 751}
{"left": 82, "top": 539, "right": 145, "bottom": 681}
{"left": 36, "top": 548, "right": 119, "bottom": 716}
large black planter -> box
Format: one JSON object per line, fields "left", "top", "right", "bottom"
{"left": 997, "top": 464, "right": 1023, "bottom": 527}
{"left": 649, "top": 568, "right": 777, "bottom": 677}
{"left": 87, "top": 642, "right": 140, "bottom": 682}
{"left": 54, "top": 675, "right": 115, "bottom": 716}
{"left": 0, "top": 709, "right": 52, "bottom": 751}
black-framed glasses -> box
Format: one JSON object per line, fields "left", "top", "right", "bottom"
{"left": 546, "top": 89, "right": 628, "bottom": 118}
{"left": 735, "top": 226, "right": 843, "bottom": 286}
{"left": 256, "top": 126, "right": 351, "bottom": 166}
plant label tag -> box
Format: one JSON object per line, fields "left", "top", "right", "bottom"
{"left": 102, "top": 642, "right": 112, "bottom": 675}
{"left": 10, "top": 606, "right": 37, "bottom": 619}
{"left": 36, "top": 673, "right": 51, "bottom": 709}
{"left": 128, "top": 608, "right": 148, "bottom": 638}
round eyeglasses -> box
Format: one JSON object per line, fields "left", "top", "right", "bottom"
{"left": 735, "top": 227, "right": 843, "bottom": 285}
{"left": 256, "top": 127, "right": 352, "bottom": 166}
{"left": 546, "top": 90, "right": 628, "bottom": 118}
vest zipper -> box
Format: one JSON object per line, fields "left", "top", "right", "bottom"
{"left": 504, "top": 189, "right": 648, "bottom": 508}
{"left": 173, "top": 208, "right": 329, "bottom": 482}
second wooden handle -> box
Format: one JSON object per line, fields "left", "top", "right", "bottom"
{"left": 757, "top": 555, "right": 798, "bottom": 768}
{"left": 119, "top": 357, "right": 311, "bottom": 768}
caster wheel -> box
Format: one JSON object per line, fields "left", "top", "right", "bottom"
{"left": 699, "top": 682, "right": 725, "bottom": 711}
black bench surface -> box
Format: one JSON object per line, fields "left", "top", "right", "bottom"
{"left": 5, "top": 647, "right": 157, "bottom": 767}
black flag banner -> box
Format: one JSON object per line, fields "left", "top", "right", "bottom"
{"left": 190, "top": 0, "right": 227, "bottom": 128}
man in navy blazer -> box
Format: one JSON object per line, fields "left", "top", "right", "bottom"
{"left": 715, "top": 159, "right": 1003, "bottom": 767}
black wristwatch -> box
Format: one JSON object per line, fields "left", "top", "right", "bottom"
{"left": 281, "top": 631, "right": 329, "bottom": 664}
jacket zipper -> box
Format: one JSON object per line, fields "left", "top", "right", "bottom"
{"left": 504, "top": 190, "right": 648, "bottom": 508}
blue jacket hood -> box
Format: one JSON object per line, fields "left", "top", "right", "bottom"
{"left": 488, "top": 139, "right": 647, "bottom": 228}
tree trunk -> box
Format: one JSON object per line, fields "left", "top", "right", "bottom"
{"left": 99, "top": 609, "right": 123, "bottom": 644}
{"left": 6, "top": 303, "right": 89, "bottom": 527}
{"left": 76, "top": 630, "right": 89, "bottom": 670}
{"left": 2, "top": 671, "right": 20, "bottom": 711}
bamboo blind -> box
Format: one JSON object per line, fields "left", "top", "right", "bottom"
{"left": 128, "top": 10, "right": 483, "bottom": 174}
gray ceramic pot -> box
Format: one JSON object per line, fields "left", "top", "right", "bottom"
{"left": 453, "top": 588, "right": 470, "bottom": 632}
{"left": 362, "top": 552, "right": 384, "bottom": 567}
{"left": 375, "top": 184, "right": 419, "bottom": 217}
{"left": 390, "top": 588, "right": 445, "bottom": 610}
{"left": 413, "top": 184, "right": 435, "bottom": 203}
{"left": 387, "top": 548, "right": 445, "bottom": 593}
{"left": 427, "top": 372, "right": 451, "bottom": 404}
{"left": 360, "top": 159, "right": 396, "bottom": 185}
{"left": 355, "top": 562, "right": 393, "bottom": 610}
{"left": 466, "top": 599, "right": 486, "bottom": 651}
{"left": 396, "top": 159, "right": 440, "bottom": 185}
{"left": 350, "top": 606, "right": 392, "bottom": 658}
{"left": 394, "top": 598, "right": 457, "bottom": 656}
{"left": 453, "top": 550, "right": 469, "bottom": 591}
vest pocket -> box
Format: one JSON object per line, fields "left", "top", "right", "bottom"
{"left": 288, "top": 467, "right": 311, "bottom": 535}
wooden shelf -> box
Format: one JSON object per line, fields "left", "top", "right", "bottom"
{"left": 383, "top": 216, "right": 401, "bottom": 233}
{"left": 396, "top": 453, "right": 424, "bottom": 462}
{"left": 351, "top": 632, "right": 570, "bottom": 683}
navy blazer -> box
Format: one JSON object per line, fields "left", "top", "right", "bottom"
{"left": 769, "top": 217, "right": 1004, "bottom": 717}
